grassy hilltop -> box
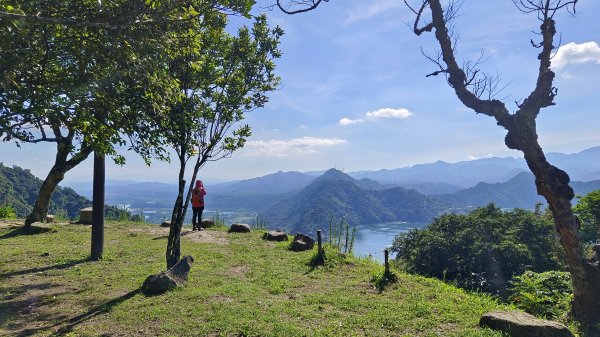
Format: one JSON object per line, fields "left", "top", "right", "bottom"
{"left": 0, "top": 221, "right": 507, "bottom": 336}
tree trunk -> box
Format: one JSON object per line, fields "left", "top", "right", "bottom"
{"left": 24, "top": 139, "right": 92, "bottom": 229}
{"left": 510, "top": 130, "right": 600, "bottom": 327}
{"left": 166, "top": 155, "right": 187, "bottom": 269}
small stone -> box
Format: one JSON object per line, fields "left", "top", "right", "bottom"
{"left": 228, "top": 223, "right": 251, "bottom": 233}
{"left": 160, "top": 221, "right": 171, "bottom": 228}
{"left": 289, "top": 233, "right": 315, "bottom": 252}
{"left": 263, "top": 230, "right": 288, "bottom": 242}
{"left": 46, "top": 215, "right": 55, "bottom": 223}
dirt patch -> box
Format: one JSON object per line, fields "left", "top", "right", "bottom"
{"left": 0, "top": 220, "right": 24, "bottom": 228}
{"left": 228, "top": 265, "right": 251, "bottom": 277}
{"left": 182, "top": 229, "right": 228, "bottom": 245}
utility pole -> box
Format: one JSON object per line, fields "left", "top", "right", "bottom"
{"left": 91, "top": 152, "right": 105, "bottom": 260}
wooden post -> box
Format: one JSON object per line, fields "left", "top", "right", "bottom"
{"left": 384, "top": 249, "right": 390, "bottom": 275}
{"left": 317, "top": 230, "right": 324, "bottom": 265}
{"left": 91, "top": 152, "right": 105, "bottom": 261}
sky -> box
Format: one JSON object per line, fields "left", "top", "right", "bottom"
{"left": 2, "top": 0, "right": 600, "bottom": 185}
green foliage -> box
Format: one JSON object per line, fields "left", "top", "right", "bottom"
{"left": 574, "top": 189, "right": 600, "bottom": 243}
{"left": 254, "top": 214, "right": 268, "bottom": 230}
{"left": 391, "top": 203, "right": 564, "bottom": 295}
{"left": 211, "top": 210, "right": 227, "bottom": 228}
{"left": 0, "top": 204, "right": 16, "bottom": 219}
{"left": 508, "top": 270, "right": 572, "bottom": 320}
{"left": 327, "top": 215, "right": 356, "bottom": 254}
{"left": 371, "top": 264, "right": 399, "bottom": 292}
{"left": 0, "top": 163, "right": 89, "bottom": 218}
{"left": 53, "top": 208, "right": 70, "bottom": 221}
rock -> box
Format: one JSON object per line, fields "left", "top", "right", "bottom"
{"left": 79, "top": 207, "right": 93, "bottom": 224}
{"left": 160, "top": 221, "right": 171, "bottom": 228}
{"left": 229, "top": 223, "right": 251, "bottom": 233}
{"left": 46, "top": 215, "right": 55, "bottom": 223}
{"left": 201, "top": 220, "right": 215, "bottom": 228}
{"left": 142, "top": 255, "right": 194, "bottom": 295}
{"left": 289, "top": 233, "right": 315, "bottom": 252}
{"left": 479, "top": 310, "right": 574, "bottom": 337}
{"left": 263, "top": 230, "right": 288, "bottom": 242}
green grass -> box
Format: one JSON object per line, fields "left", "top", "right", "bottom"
{"left": 0, "top": 221, "right": 509, "bottom": 336}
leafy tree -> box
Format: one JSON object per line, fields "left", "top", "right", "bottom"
{"left": 274, "top": 0, "right": 600, "bottom": 327}
{"left": 0, "top": 1, "right": 253, "bottom": 230}
{"left": 161, "top": 13, "right": 282, "bottom": 268}
{"left": 574, "top": 190, "right": 600, "bottom": 243}
{"left": 391, "top": 204, "right": 564, "bottom": 296}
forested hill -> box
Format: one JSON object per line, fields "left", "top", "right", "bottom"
{"left": 0, "top": 163, "right": 90, "bottom": 218}
{"left": 0, "top": 163, "right": 131, "bottom": 220}
{"left": 261, "top": 169, "right": 447, "bottom": 234}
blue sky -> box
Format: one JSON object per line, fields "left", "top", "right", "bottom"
{"left": 2, "top": 0, "right": 600, "bottom": 184}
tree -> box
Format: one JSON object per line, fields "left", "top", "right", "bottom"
{"left": 274, "top": 0, "right": 600, "bottom": 329}
{"left": 574, "top": 190, "right": 600, "bottom": 243}
{"left": 161, "top": 13, "right": 282, "bottom": 268}
{"left": 391, "top": 204, "right": 564, "bottom": 296}
{"left": 0, "top": 1, "right": 251, "bottom": 229}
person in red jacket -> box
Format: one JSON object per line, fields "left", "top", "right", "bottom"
{"left": 191, "top": 179, "right": 207, "bottom": 231}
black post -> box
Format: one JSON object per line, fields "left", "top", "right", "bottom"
{"left": 91, "top": 152, "right": 105, "bottom": 261}
{"left": 384, "top": 249, "right": 390, "bottom": 275}
{"left": 316, "top": 230, "right": 324, "bottom": 266}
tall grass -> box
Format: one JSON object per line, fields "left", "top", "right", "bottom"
{"left": 327, "top": 215, "right": 356, "bottom": 254}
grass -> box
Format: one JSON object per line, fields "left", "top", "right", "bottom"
{"left": 0, "top": 220, "right": 509, "bottom": 336}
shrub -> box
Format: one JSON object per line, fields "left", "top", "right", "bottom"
{"left": 391, "top": 203, "right": 564, "bottom": 295}
{"left": 508, "top": 270, "right": 572, "bottom": 319}
{"left": 0, "top": 204, "right": 16, "bottom": 219}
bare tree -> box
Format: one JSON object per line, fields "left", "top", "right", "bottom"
{"left": 274, "top": 0, "right": 600, "bottom": 329}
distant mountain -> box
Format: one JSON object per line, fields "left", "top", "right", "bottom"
{"left": 349, "top": 146, "right": 600, "bottom": 188}
{"left": 209, "top": 170, "right": 315, "bottom": 195}
{"left": 261, "top": 169, "right": 448, "bottom": 234}
{"left": 433, "top": 171, "right": 600, "bottom": 209}
{"left": 398, "top": 182, "right": 465, "bottom": 195}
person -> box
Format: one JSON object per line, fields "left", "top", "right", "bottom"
{"left": 191, "top": 179, "right": 207, "bottom": 231}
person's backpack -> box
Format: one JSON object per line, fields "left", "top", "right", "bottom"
{"left": 192, "top": 188, "right": 204, "bottom": 206}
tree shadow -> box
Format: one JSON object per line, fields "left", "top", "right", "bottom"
{"left": 0, "top": 225, "right": 55, "bottom": 240}
{"left": 0, "top": 258, "right": 90, "bottom": 279}
{"left": 151, "top": 235, "right": 169, "bottom": 240}
{"left": 15, "top": 288, "right": 142, "bottom": 337}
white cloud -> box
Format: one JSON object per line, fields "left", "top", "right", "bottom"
{"left": 338, "top": 118, "right": 364, "bottom": 126}
{"left": 244, "top": 137, "right": 347, "bottom": 157}
{"left": 366, "top": 108, "right": 413, "bottom": 120}
{"left": 339, "top": 107, "right": 414, "bottom": 126}
{"left": 552, "top": 41, "right": 600, "bottom": 70}
{"left": 345, "top": 0, "right": 402, "bottom": 24}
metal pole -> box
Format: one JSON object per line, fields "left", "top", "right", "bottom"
{"left": 91, "top": 152, "right": 105, "bottom": 260}
{"left": 384, "top": 249, "right": 389, "bottom": 275}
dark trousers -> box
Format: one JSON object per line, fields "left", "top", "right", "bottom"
{"left": 192, "top": 206, "right": 204, "bottom": 229}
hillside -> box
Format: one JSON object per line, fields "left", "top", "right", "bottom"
{"left": 0, "top": 163, "right": 136, "bottom": 220}
{"left": 0, "top": 163, "right": 90, "bottom": 218}
{"left": 0, "top": 221, "right": 508, "bottom": 336}
{"left": 434, "top": 171, "right": 600, "bottom": 209}
{"left": 262, "top": 169, "right": 447, "bottom": 233}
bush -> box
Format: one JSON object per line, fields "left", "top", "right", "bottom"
{"left": 0, "top": 204, "right": 16, "bottom": 219}
{"left": 391, "top": 204, "right": 564, "bottom": 295}
{"left": 508, "top": 270, "right": 572, "bottom": 320}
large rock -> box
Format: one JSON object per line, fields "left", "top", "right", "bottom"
{"left": 289, "top": 233, "right": 315, "bottom": 252}
{"left": 142, "top": 255, "right": 194, "bottom": 295}
{"left": 201, "top": 220, "right": 215, "bottom": 228}
{"left": 79, "top": 207, "right": 93, "bottom": 224}
{"left": 160, "top": 221, "right": 171, "bottom": 228}
{"left": 479, "top": 310, "right": 574, "bottom": 337}
{"left": 263, "top": 230, "right": 288, "bottom": 242}
{"left": 229, "top": 223, "right": 251, "bottom": 233}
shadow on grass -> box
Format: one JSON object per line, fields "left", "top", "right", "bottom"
{"left": 15, "top": 288, "right": 142, "bottom": 337}
{"left": 151, "top": 235, "right": 169, "bottom": 240}
{"left": 0, "top": 225, "right": 55, "bottom": 240}
{"left": 0, "top": 258, "right": 90, "bottom": 278}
